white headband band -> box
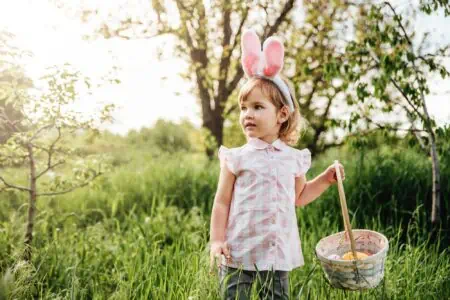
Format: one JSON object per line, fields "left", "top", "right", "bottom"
{"left": 255, "top": 75, "right": 295, "bottom": 113}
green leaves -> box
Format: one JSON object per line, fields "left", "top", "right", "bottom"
{"left": 356, "top": 83, "right": 370, "bottom": 101}
{"left": 419, "top": 0, "right": 450, "bottom": 16}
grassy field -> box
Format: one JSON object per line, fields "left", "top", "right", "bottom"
{"left": 0, "top": 143, "right": 449, "bottom": 299}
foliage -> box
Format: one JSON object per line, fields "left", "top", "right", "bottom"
{"left": 126, "top": 118, "right": 201, "bottom": 153}
{"left": 420, "top": 0, "right": 450, "bottom": 16}
{"left": 0, "top": 30, "right": 33, "bottom": 144}
{"left": 0, "top": 64, "right": 116, "bottom": 191}
{"left": 336, "top": 2, "right": 449, "bottom": 135}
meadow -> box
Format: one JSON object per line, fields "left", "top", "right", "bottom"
{"left": 0, "top": 134, "right": 449, "bottom": 299}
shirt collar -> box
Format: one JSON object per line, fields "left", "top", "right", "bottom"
{"left": 247, "top": 137, "right": 286, "bottom": 151}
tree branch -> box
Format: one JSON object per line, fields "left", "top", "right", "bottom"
{"left": 216, "top": 2, "right": 233, "bottom": 114}
{"left": 366, "top": 45, "right": 427, "bottom": 121}
{"left": 364, "top": 115, "right": 427, "bottom": 133}
{"left": 37, "top": 171, "right": 102, "bottom": 197}
{"left": 383, "top": 2, "right": 413, "bottom": 46}
{"left": 35, "top": 161, "right": 65, "bottom": 180}
{"left": 29, "top": 124, "right": 53, "bottom": 142}
{"left": 228, "top": 6, "right": 250, "bottom": 60}
{"left": 265, "top": 0, "right": 295, "bottom": 38}
{"left": 34, "top": 127, "right": 63, "bottom": 178}
{"left": 0, "top": 175, "right": 31, "bottom": 192}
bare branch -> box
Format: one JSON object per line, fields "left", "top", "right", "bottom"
{"left": 35, "top": 161, "right": 65, "bottom": 180}
{"left": 0, "top": 175, "right": 31, "bottom": 192}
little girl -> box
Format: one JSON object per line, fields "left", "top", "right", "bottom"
{"left": 209, "top": 30, "right": 345, "bottom": 299}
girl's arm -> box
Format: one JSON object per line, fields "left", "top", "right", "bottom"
{"left": 210, "top": 164, "right": 236, "bottom": 247}
{"left": 294, "top": 163, "right": 345, "bottom": 207}
{"left": 294, "top": 174, "right": 330, "bottom": 207}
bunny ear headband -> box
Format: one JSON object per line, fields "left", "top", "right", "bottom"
{"left": 241, "top": 29, "right": 294, "bottom": 113}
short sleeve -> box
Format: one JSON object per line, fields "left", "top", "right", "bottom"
{"left": 218, "top": 146, "right": 237, "bottom": 175}
{"left": 294, "top": 148, "right": 311, "bottom": 177}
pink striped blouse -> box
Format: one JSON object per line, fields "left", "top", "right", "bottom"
{"left": 218, "top": 137, "right": 311, "bottom": 271}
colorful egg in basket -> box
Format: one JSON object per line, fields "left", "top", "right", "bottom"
{"left": 315, "top": 229, "right": 389, "bottom": 290}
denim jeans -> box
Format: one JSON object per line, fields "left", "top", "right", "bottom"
{"left": 218, "top": 265, "right": 290, "bottom": 300}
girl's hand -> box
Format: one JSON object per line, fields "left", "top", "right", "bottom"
{"left": 209, "top": 241, "right": 231, "bottom": 274}
{"left": 322, "top": 163, "right": 345, "bottom": 185}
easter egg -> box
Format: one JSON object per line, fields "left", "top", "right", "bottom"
{"left": 327, "top": 254, "right": 341, "bottom": 260}
{"left": 341, "top": 251, "right": 368, "bottom": 260}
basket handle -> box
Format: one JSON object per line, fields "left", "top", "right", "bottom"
{"left": 334, "top": 160, "right": 358, "bottom": 259}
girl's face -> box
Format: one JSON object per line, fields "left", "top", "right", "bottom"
{"left": 239, "top": 87, "right": 288, "bottom": 143}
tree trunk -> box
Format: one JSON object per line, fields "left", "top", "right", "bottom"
{"left": 429, "top": 131, "right": 441, "bottom": 224}
{"left": 24, "top": 143, "right": 36, "bottom": 261}
{"left": 419, "top": 89, "right": 441, "bottom": 224}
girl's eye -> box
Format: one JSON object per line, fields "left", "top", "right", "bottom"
{"left": 240, "top": 106, "right": 247, "bottom": 111}
{"left": 255, "top": 105, "right": 263, "bottom": 110}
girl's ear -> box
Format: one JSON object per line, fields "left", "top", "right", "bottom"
{"left": 241, "top": 30, "right": 262, "bottom": 77}
{"left": 262, "top": 37, "right": 284, "bottom": 77}
{"left": 277, "top": 105, "right": 290, "bottom": 124}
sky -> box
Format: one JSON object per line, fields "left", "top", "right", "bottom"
{"left": 1, "top": 0, "right": 449, "bottom": 136}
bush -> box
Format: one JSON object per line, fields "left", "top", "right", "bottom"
{"left": 126, "top": 118, "right": 205, "bottom": 153}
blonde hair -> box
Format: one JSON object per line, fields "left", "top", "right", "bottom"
{"left": 238, "top": 77, "right": 302, "bottom": 146}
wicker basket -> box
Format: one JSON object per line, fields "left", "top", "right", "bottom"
{"left": 315, "top": 161, "right": 389, "bottom": 290}
{"left": 315, "top": 229, "right": 389, "bottom": 290}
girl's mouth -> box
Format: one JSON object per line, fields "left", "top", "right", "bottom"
{"left": 245, "top": 122, "right": 256, "bottom": 129}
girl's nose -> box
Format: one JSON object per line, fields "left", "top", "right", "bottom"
{"left": 244, "top": 109, "right": 254, "bottom": 119}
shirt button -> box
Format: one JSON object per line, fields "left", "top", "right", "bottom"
{"left": 271, "top": 242, "right": 276, "bottom": 247}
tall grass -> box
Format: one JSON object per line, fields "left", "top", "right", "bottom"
{"left": 0, "top": 145, "right": 449, "bottom": 299}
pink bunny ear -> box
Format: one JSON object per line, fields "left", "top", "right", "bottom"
{"left": 241, "top": 30, "right": 262, "bottom": 77}
{"left": 262, "top": 37, "right": 284, "bottom": 77}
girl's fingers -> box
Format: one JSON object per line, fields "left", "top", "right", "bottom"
{"left": 222, "top": 242, "right": 231, "bottom": 261}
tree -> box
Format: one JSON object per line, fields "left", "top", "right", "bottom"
{"left": 0, "top": 63, "right": 116, "bottom": 261}
{"left": 58, "top": 0, "right": 297, "bottom": 158}
{"left": 333, "top": 1, "right": 450, "bottom": 224}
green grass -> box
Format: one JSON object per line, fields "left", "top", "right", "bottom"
{"left": 0, "top": 144, "right": 449, "bottom": 299}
